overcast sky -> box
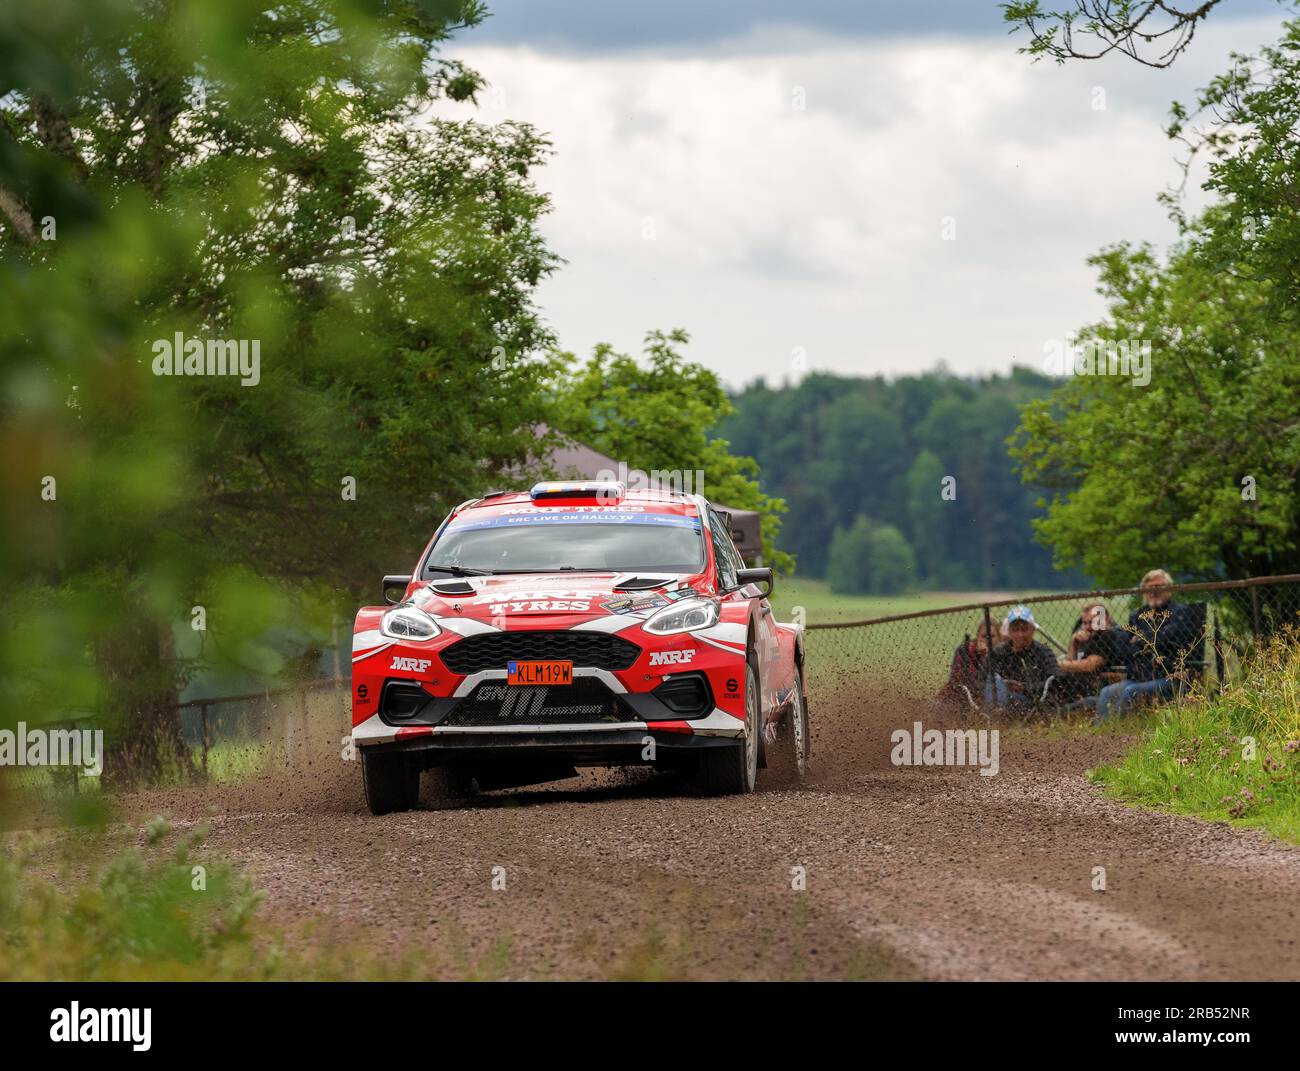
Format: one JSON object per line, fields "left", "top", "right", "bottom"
{"left": 436, "top": 1, "right": 1290, "bottom": 388}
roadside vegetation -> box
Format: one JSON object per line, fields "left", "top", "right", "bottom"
{"left": 1093, "top": 634, "right": 1300, "bottom": 844}
{"left": 0, "top": 806, "right": 515, "bottom": 980}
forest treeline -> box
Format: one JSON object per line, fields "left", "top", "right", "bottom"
{"left": 715, "top": 367, "right": 1087, "bottom": 593}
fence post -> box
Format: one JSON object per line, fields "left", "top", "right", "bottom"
{"left": 1251, "top": 586, "right": 1262, "bottom": 643}
{"left": 981, "top": 604, "right": 995, "bottom": 712}
{"left": 1212, "top": 608, "right": 1224, "bottom": 690}
{"left": 200, "top": 701, "right": 210, "bottom": 779}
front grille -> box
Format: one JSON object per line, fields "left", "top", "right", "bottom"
{"left": 439, "top": 630, "right": 641, "bottom": 674}
{"left": 442, "top": 678, "right": 635, "bottom": 726}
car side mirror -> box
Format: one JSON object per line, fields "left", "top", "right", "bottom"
{"left": 736, "top": 567, "right": 773, "bottom": 598}
{"left": 383, "top": 575, "right": 412, "bottom": 604}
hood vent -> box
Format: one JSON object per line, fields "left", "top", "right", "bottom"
{"left": 613, "top": 576, "right": 669, "bottom": 592}
{"left": 430, "top": 580, "right": 476, "bottom": 596}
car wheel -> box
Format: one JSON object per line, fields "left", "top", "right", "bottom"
{"left": 791, "top": 665, "right": 810, "bottom": 768}
{"left": 768, "top": 665, "right": 810, "bottom": 784}
{"left": 698, "top": 661, "right": 759, "bottom": 795}
{"left": 361, "top": 749, "right": 420, "bottom": 815}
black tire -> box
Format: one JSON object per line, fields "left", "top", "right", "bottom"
{"left": 697, "top": 661, "right": 760, "bottom": 795}
{"left": 361, "top": 748, "right": 420, "bottom": 815}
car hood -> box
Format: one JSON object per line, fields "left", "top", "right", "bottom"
{"left": 410, "top": 572, "right": 704, "bottom": 623}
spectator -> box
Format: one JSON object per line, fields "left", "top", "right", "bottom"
{"left": 987, "top": 606, "right": 1059, "bottom": 710}
{"left": 1054, "top": 603, "right": 1129, "bottom": 707}
{"left": 1095, "top": 570, "right": 1201, "bottom": 722}
{"left": 935, "top": 620, "right": 995, "bottom": 708}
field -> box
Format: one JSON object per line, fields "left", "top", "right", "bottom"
{"left": 768, "top": 577, "right": 1063, "bottom": 625}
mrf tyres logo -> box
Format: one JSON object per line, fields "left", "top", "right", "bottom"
{"left": 50, "top": 1002, "right": 151, "bottom": 1051}
{"left": 649, "top": 649, "right": 695, "bottom": 667}
{"left": 891, "top": 721, "right": 999, "bottom": 777}
{"left": 390, "top": 655, "right": 432, "bottom": 673}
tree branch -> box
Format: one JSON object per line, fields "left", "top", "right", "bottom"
{"left": 0, "top": 184, "right": 37, "bottom": 243}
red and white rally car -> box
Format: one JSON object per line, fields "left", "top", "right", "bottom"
{"left": 350, "top": 481, "right": 810, "bottom": 814}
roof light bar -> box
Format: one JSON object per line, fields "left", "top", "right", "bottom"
{"left": 528, "top": 480, "right": 626, "bottom": 504}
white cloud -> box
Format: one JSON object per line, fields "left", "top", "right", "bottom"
{"left": 434, "top": 18, "right": 1285, "bottom": 386}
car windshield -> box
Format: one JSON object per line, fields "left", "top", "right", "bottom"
{"left": 426, "top": 516, "right": 705, "bottom": 574}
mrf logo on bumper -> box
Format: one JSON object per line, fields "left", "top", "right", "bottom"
{"left": 390, "top": 656, "right": 432, "bottom": 673}
{"left": 648, "top": 649, "right": 695, "bottom": 667}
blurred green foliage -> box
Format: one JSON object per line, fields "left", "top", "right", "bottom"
{"left": 826, "top": 514, "right": 916, "bottom": 596}
{"left": 0, "top": 1, "right": 790, "bottom": 785}
{"left": 0, "top": 0, "right": 562, "bottom": 779}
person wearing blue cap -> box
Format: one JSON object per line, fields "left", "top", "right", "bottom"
{"left": 986, "top": 605, "right": 1059, "bottom": 710}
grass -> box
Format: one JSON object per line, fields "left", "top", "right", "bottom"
{"left": 1092, "top": 633, "right": 1300, "bottom": 844}
{"left": 0, "top": 813, "right": 268, "bottom": 981}
{"left": 0, "top": 804, "right": 514, "bottom": 980}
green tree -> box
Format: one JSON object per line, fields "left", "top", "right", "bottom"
{"left": 1012, "top": 238, "right": 1300, "bottom": 586}
{"left": 715, "top": 368, "right": 1072, "bottom": 588}
{"left": 546, "top": 330, "right": 792, "bottom": 572}
{"left": 0, "top": 1, "right": 559, "bottom": 781}
{"left": 904, "top": 449, "right": 947, "bottom": 584}
{"left": 1002, "top": 1, "right": 1228, "bottom": 68}
{"left": 1009, "top": 16, "right": 1300, "bottom": 587}
{"left": 827, "top": 515, "right": 916, "bottom": 596}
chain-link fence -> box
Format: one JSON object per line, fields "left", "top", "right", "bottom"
{"left": 805, "top": 574, "right": 1300, "bottom": 720}
{"left": 177, "top": 678, "right": 351, "bottom": 780}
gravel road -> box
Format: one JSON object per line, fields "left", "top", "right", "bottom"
{"left": 115, "top": 685, "right": 1300, "bottom": 980}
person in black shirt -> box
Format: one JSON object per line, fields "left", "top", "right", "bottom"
{"left": 987, "top": 605, "right": 1058, "bottom": 711}
{"left": 1054, "top": 602, "right": 1129, "bottom": 707}
{"left": 1095, "top": 569, "right": 1200, "bottom": 722}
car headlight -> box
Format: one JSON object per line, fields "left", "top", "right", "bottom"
{"left": 643, "top": 597, "right": 721, "bottom": 636}
{"left": 380, "top": 604, "right": 441, "bottom": 641}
